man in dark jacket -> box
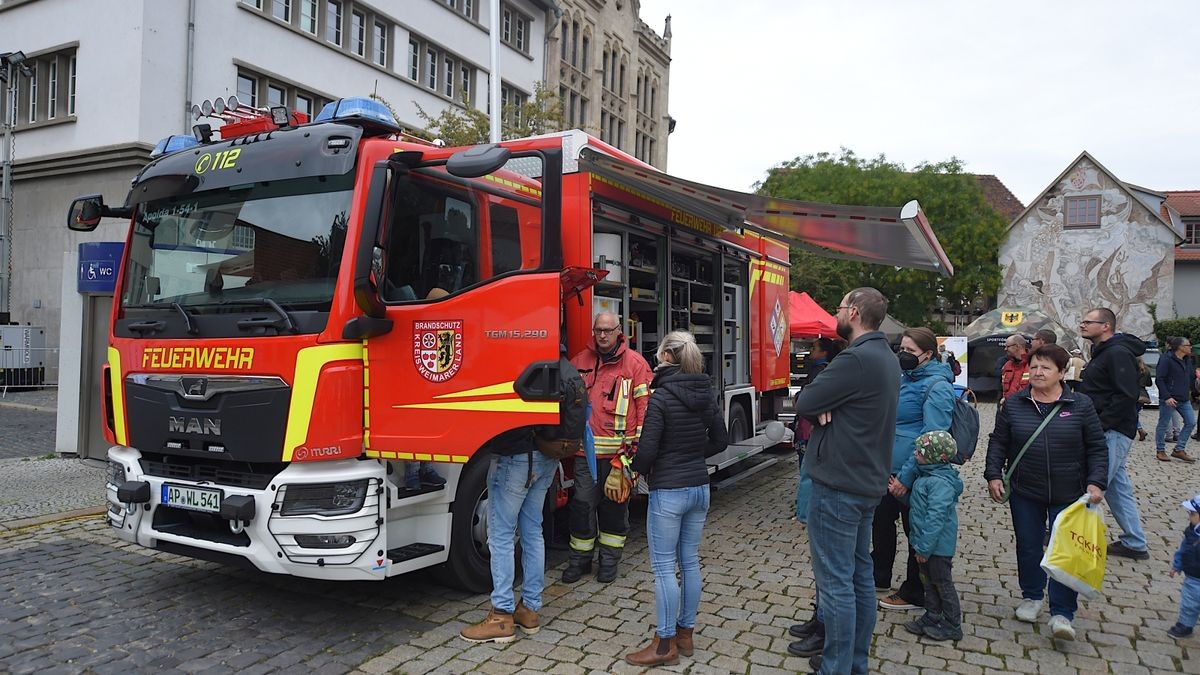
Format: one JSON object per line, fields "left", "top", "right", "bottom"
{"left": 1156, "top": 337, "right": 1196, "bottom": 462}
{"left": 790, "top": 287, "right": 900, "bottom": 675}
{"left": 1078, "top": 308, "right": 1149, "bottom": 560}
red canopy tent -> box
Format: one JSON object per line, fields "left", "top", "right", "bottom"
{"left": 789, "top": 291, "right": 837, "bottom": 338}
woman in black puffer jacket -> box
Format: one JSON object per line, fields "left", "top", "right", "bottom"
{"left": 984, "top": 344, "right": 1108, "bottom": 641}
{"left": 625, "top": 331, "right": 728, "bottom": 668}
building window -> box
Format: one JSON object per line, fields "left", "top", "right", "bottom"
{"left": 27, "top": 67, "right": 37, "bottom": 123}
{"left": 300, "top": 0, "right": 318, "bottom": 34}
{"left": 232, "top": 226, "right": 257, "bottom": 250}
{"left": 460, "top": 66, "right": 472, "bottom": 105}
{"left": 237, "top": 73, "right": 258, "bottom": 107}
{"left": 464, "top": 0, "right": 474, "bottom": 19}
{"left": 68, "top": 55, "right": 77, "bottom": 115}
{"left": 242, "top": 0, "right": 263, "bottom": 8}
{"left": 272, "top": 0, "right": 290, "bottom": 22}
{"left": 560, "top": 20, "right": 568, "bottom": 60}
{"left": 296, "top": 94, "right": 313, "bottom": 118}
{"left": 268, "top": 84, "right": 286, "bottom": 107}
{"left": 1065, "top": 195, "right": 1100, "bottom": 228}
{"left": 47, "top": 60, "right": 58, "bottom": 119}
{"left": 426, "top": 48, "right": 439, "bottom": 90}
{"left": 571, "top": 21, "right": 579, "bottom": 66}
{"left": 373, "top": 22, "right": 387, "bottom": 66}
{"left": 1185, "top": 220, "right": 1200, "bottom": 246}
{"left": 351, "top": 11, "right": 366, "bottom": 56}
{"left": 501, "top": 8, "right": 512, "bottom": 42}
{"left": 326, "top": 0, "right": 342, "bottom": 45}
{"left": 581, "top": 37, "right": 589, "bottom": 72}
{"left": 649, "top": 85, "right": 655, "bottom": 116}
{"left": 444, "top": 56, "right": 455, "bottom": 98}
{"left": 618, "top": 63, "right": 625, "bottom": 94}
{"left": 408, "top": 40, "right": 420, "bottom": 80}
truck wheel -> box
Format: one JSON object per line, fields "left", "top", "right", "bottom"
{"left": 434, "top": 454, "right": 493, "bottom": 594}
{"left": 728, "top": 402, "right": 750, "bottom": 444}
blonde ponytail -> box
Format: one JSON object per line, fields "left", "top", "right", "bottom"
{"left": 658, "top": 330, "right": 704, "bottom": 374}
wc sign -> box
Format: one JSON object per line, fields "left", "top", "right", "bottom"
{"left": 77, "top": 242, "right": 125, "bottom": 294}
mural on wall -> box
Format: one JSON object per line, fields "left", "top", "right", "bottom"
{"left": 998, "top": 157, "right": 1176, "bottom": 342}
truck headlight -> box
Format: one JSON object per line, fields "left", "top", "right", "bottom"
{"left": 106, "top": 461, "right": 126, "bottom": 487}
{"left": 294, "top": 534, "right": 357, "bottom": 549}
{"left": 280, "top": 480, "right": 368, "bottom": 516}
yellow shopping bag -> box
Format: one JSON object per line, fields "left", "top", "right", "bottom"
{"left": 1040, "top": 496, "right": 1107, "bottom": 600}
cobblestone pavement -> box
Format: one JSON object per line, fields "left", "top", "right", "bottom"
{"left": 0, "top": 456, "right": 104, "bottom": 525}
{"left": 3, "top": 401, "right": 1200, "bottom": 673}
{"left": 0, "top": 401, "right": 57, "bottom": 459}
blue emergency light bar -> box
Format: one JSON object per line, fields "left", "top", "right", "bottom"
{"left": 315, "top": 97, "right": 401, "bottom": 135}
{"left": 150, "top": 135, "right": 201, "bottom": 157}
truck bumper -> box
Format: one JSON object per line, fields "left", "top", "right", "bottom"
{"left": 105, "top": 446, "right": 392, "bottom": 581}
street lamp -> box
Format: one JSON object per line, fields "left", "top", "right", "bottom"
{"left": 1, "top": 50, "right": 33, "bottom": 319}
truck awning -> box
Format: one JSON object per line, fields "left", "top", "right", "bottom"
{"left": 577, "top": 147, "right": 954, "bottom": 277}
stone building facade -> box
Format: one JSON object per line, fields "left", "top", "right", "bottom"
{"left": 998, "top": 152, "right": 1184, "bottom": 343}
{"left": 546, "top": 0, "right": 672, "bottom": 168}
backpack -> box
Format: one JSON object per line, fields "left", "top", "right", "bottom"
{"left": 948, "top": 395, "right": 980, "bottom": 465}
{"left": 534, "top": 357, "right": 588, "bottom": 460}
{"left": 949, "top": 357, "right": 962, "bottom": 378}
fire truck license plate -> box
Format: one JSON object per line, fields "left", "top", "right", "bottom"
{"left": 162, "top": 484, "right": 222, "bottom": 513}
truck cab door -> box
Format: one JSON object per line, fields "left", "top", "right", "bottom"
{"left": 358, "top": 150, "right": 564, "bottom": 464}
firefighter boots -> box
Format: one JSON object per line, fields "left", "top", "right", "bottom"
{"left": 596, "top": 544, "right": 622, "bottom": 583}
{"left": 625, "top": 634, "right": 679, "bottom": 667}
{"left": 459, "top": 607, "right": 516, "bottom": 644}
{"left": 561, "top": 552, "right": 593, "bottom": 583}
{"left": 675, "top": 625, "right": 694, "bottom": 657}
{"left": 513, "top": 600, "right": 540, "bottom": 634}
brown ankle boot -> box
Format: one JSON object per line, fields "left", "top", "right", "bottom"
{"left": 675, "top": 625, "right": 694, "bottom": 656}
{"left": 513, "top": 600, "right": 540, "bottom": 634}
{"left": 459, "top": 607, "right": 516, "bottom": 644}
{"left": 625, "top": 634, "right": 679, "bottom": 666}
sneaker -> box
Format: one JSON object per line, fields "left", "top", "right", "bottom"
{"left": 875, "top": 583, "right": 891, "bottom": 592}
{"left": 1138, "top": 428, "right": 1147, "bottom": 441}
{"left": 923, "top": 619, "right": 963, "bottom": 642}
{"left": 460, "top": 608, "right": 517, "bottom": 643}
{"left": 1015, "top": 598, "right": 1043, "bottom": 622}
{"left": 1167, "top": 623, "right": 1194, "bottom": 640}
{"left": 513, "top": 600, "right": 539, "bottom": 634}
{"left": 419, "top": 466, "right": 447, "bottom": 485}
{"left": 903, "top": 613, "right": 939, "bottom": 636}
{"left": 1048, "top": 614, "right": 1075, "bottom": 641}
{"left": 1158, "top": 450, "right": 1172, "bottom": 462}
{"left": 1171, "top": 450, "right": 1197, "bottom": 463}
{"left": 879, "top": 594, "right": 919, "bottom": 610}
{"left": 1108, "top": 541, "right": 1150, "bottom": 561}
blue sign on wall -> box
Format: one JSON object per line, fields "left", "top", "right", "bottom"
{"left": 78, "top": 242, "right": 125, "bottom": 294}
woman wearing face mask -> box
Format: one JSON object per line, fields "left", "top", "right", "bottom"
{"left": 874, "top": 327, "right": 957, "bottom": 612}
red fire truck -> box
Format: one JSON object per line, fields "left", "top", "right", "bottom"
{"left": 68, "top": 97, "right": 951, "bottom": 591}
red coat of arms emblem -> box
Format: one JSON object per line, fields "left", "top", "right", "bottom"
{"left": 413, "top": 320, "right": 464, "bottom": 382}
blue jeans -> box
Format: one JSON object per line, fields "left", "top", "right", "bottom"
{"left": 647, "top": 485, "right": 710, "bottom": 638}
{"left": 808, "top": 481, "right": 877, "bottom": 675}
{"left": 1157, "top": 401, "right": 1196, "bottom": 451}
{"left": 1103, "top": 430, "right": 1147, "bottom": 552}
{"left": 796, "top": 452, "right": 812, "bottom": 522}
{"left": 488, "top": 451, "right": 559, "bottom": 613}
{"left": 1179, "top": 576, "right": 1200, "bottom": 629}
{"left": 1008, "top": 492, "right": 1077, "bottom": 620}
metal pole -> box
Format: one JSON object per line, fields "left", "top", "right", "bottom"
{"left": 0, "top": 61, "right": 14, "bottom": 315}
{"left": 489, "top": 0, "right": 501, "bottom": 143}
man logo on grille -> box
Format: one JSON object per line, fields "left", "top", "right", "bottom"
{"left": 181, "top": 377, "right": 208, "bottom": 398}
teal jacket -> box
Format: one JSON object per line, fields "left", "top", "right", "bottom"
{"left": 894, "top": 360, "right": 956, "bottom": 488}
{"left": 908, "top": 462, "right": 963, "bottom": 558}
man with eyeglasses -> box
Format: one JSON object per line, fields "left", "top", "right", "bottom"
{"left": 1001, "top": 335, "right": 1032, "bottom": 402}
{"left": 1078, "top": 308, "right": 1151, "bottom": 561}
{"left": 563, "top": 311, "right": 653, "bottom": 584}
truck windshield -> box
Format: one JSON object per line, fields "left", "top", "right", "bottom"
{"left": 121, "top": 175, "right": 353, "bottom": 311}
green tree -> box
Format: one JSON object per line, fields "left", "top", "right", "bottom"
{"left": 757, "top": 149, "right": 1007, "bottom": 327}
{"left": 407, "top": 82, "right": 565, "bottom": 147}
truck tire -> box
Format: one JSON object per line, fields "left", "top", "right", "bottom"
{"left": 728, "top": 401, "right": 750, "bottom": 444}
{"left": 434, "top": 453, "right": 493, "bottom": 593}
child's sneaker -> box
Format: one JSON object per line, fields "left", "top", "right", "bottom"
{"left": 1167, "top": 623, "right": 1194, "bottom": 640}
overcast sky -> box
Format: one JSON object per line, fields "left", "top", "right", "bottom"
{"left": 636, "top": 0, "right": 1200, "bottom": 206}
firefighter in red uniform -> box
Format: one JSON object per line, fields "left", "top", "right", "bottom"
{"left": 563, "top": 311, "right": 654, "bottom": 583}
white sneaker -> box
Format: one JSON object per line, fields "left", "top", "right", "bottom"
{"left": 1048, "top": 614, "right": 1075, "bottom": 641}
{"left": 1015, "top": 598, "right": 1043, "bottom": 623}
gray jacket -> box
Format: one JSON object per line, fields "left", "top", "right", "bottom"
{"left": 795, "top": 331, "right": 900, "bottom": 498}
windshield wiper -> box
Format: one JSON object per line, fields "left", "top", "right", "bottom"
{"left": 124, "top": 302, "right": 199, "bottom": 335}
{"left": 220, "top": 298, "right": 299, "bottom": 334}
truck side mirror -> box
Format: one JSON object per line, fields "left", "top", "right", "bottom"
{"left": 68, "top": 195, "right": 105, "bottom": 231}
{"left": 446, "top": 144, "right": 512, "bottom": 178}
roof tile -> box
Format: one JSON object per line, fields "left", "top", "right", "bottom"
{"left": 1165, "top": 191, "right": 1200, "bottom": 217}
{"left": 975, "top": 175, "right": 1024, "bottom": 221}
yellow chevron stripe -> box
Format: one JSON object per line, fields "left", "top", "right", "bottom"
{"left": 434, "top": 381, "right": 516, "bottom": 399}
{"left": 283, "top": 343, "right": 364, "bottom": 461}
{"left": 394, "top": 399, "right": 558, "bottom": 413}
{"left": 107, "top": 348, "right": 127, "bottom": 445}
